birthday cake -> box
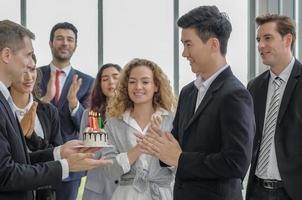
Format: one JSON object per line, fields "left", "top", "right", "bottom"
{"left": 83, "top": 127, "right": 109, "bottom": 147}
{"left": 82, "top": 111, "right": 111, "bottom": 147}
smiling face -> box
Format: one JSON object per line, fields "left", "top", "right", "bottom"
{"left": 100, "top": 66, "right": 120, "bottom": 97}
{"left": 49, "top": 28, "right": 76, "bottom": 62}
{"left": 256, "top": 22, "right": 292, "bottom": 68}
{"left": 11, "top": 63, "right": 36, "bottom": 94}
{"left": 181, "top": 27, "right": 211, "bottom": 75}
{"left": 127, "top": 65, "right": 158, "bottom": 106}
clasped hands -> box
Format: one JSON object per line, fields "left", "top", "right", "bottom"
{"left": 136, "top": 116, "right": 182, "bottom": 167}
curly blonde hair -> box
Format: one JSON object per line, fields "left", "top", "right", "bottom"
{"left": 107, "top": 58, "right": 176, "bottom": 119}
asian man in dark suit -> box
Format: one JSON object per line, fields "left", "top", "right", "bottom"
{"left": 0, "top": 20, "right": 111, "bottom": 200}
{"left": 246, "top": 14, "right": 301, "bottom": 200}
{"left": 139, "top": 6, "right": 255, "bottom": 200}
{"left": 38, "top": 22, "right": 94, "bottom": 200}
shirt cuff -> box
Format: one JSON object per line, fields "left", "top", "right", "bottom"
{"left": 53, "top": 146, "right": 61, "bottom": 160}
{"left": 59, "top": 159, "right": 69, "bottom": 180}
{"left": 115, "top": 152, "right": 131, "bottom": 174}
{"left": 70, "top": 101, "right": 79, "bottom": 116}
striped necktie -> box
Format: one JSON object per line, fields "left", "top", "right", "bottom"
{"left": 256, "top": 77, "right": 283, "bottom": 176}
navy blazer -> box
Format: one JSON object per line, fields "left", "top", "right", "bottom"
{"left": 246, "top": 59, "right": 302, "bottom": 200}
{"left": 0, "top": 92, "right": 62, "bottom": 200}
{"left": 172, "top": 67, "right": 255, "bottom": 200}
{"left": 38, "top": 65, "right": 94, "bottom": 181}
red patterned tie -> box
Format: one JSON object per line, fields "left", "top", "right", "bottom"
{"left": 55, "top": 70, "right": 63, "bottom": 103}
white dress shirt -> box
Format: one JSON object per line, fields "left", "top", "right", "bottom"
{"left": 194, "top": 64, "right": 229, "bottom": 111}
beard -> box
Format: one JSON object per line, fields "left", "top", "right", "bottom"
{"left": 51, "top": 47, "right": 75, "bottom": 62}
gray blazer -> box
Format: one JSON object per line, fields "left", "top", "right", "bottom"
{"left": 102, "top": 110, "right": 175, "bottom": 198}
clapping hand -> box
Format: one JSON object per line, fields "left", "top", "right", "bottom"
{"left": 137, "top": 116, "right": 182, "bottom": 167}
{"left": 67, "top": 74, "right": 82, "bottom": 111}
{"left": 42, "top": 71, "right": 56, "bottom": 103}
{"left": 20, "top": 101, "right": 38, "bottom": 139}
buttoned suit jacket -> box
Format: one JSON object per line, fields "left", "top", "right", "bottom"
{"left": 172, "top": 67, "right": 255, "bottom": 200}
{"left": 246, "top": 59, "right": 302, "bottom": 200}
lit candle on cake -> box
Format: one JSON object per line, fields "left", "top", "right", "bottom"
{"left": 89, "top": 111, "right": 93, "bottom": 129}
{"left": 92, "top": 111, "right": 97, "bottom": 130}
{"left": 98, "top": 113, "right": 102, "bottom": 129}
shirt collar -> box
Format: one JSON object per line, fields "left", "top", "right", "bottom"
{"left": 12, "top": 93, "right": 34, "bottom": 116}
{"left": 122, "top": 108, "right": 169, "bottom": 123}
{"left": 0, "top": 81, "right": 11, "bottom": 101}
{"left": 194, "top": 64, "right": 229, "bottom": 90}
{"left": 50, "top": 62, "right": 72, "bottom": 76}
{"left": 269, "top": 57, "right": 295, "bottom": 83}
{"left": 122, "top": 108, "right": 169, "bottom": 133}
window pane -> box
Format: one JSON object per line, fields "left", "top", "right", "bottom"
{"left": 0, "top": 0, "right": 20, "bottom": 23}
{"left": 179, "top": 0, "right": 248, "bottom": 88}
{"left": 27, "top": 0, "right": 98, "bottom": 77}
{"left": 103, "top": 0, "right": 174, "bottom": 86}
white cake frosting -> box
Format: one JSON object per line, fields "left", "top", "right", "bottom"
{"left": 83, "top": 127, "right": 108, "bottom": 147}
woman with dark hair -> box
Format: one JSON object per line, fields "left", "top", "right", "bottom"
{"left": 9, "top": 54, "right": 63, "bottom": 199}
{"left": 80, "top": 63, "right": 122, "bottom": 200}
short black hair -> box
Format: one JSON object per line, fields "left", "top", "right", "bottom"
{"left": 177, "top": 5, "right": 232, "bottom": 56}
{"left": 49, "top": 22, "right": 78, "bottom": 42}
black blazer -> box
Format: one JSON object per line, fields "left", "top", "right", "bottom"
{"left": 26, "top": 99, "right": 63, "bottom": 151}
{"left": 246, "top": 59, "right": 302, "bottom": 200}
{"left": 0, "top": 92, "right": 62, "bottom": 200}
{"left": 172, "top": 67, "right": 255, "bottom": 200}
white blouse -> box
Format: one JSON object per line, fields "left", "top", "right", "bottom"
{"left": 102, "top": 108, "right": 175, "bottom": 200}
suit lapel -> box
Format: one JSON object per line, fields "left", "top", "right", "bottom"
{"left": 255, "top": 73, "right": 270, "bottom": 136}
{"left": 278, "top": 60, "right": 301, "bottom": 124}
{"left": 178, "top": 86, "right": 197, "bottom": 143}
{"left": 0, "top": 92, "right": 20, "bottom": 133}
{"left": 184, "top": 67, "right": 231, "bottom": 131}
{"left": 57, "top": 68, "right": 75, "bottom": 108}
{"left": 0, "top": 92, "right": 30, "bottom": 163}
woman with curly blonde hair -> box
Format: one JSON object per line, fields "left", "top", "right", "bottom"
{"left": 103, "top": 58, "right": 176, "bottom": 200}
